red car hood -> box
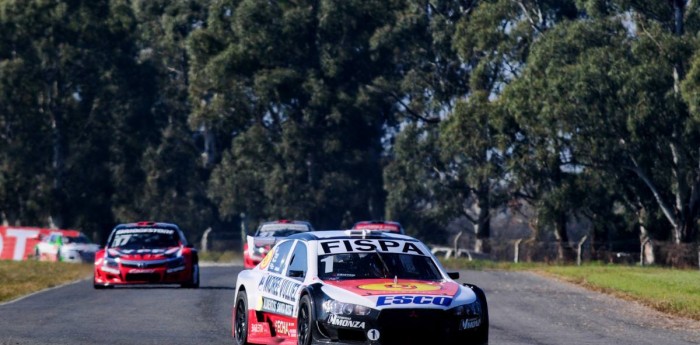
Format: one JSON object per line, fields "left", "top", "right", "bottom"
{"left": 322, "top": 278, "right": 459, "bottom": 297}
{"left": 107, "top": 247, "right": 180, "bottom": 261}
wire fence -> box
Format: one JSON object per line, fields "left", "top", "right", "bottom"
{"left": 431, "top": 237, "right": 700, "bottom": 269}
{"left": 196, "top": 228, "right": 700, "bottom": 269}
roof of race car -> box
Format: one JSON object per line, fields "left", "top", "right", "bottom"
{"left": 285, "top": 229, "right": 419, "bottom": 242}
{"left": 114, "top": 221, "right": 182, "bottom": 230}
{"left": 257, "top": 219, "right": 314, "bottom": 232}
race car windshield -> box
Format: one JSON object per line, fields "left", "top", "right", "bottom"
{"left": 317, "top": 253, "right": 442, "bottom": 281}
{"left": 108, "top": 229, "right": 179, "bottom": 249}
{"left": 256, "top": 229, "right": 307, "bottom": 237}
{"left": 65, "top": 235, "right": 91, "bottom": 244}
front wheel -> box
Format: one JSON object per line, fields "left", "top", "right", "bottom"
{"left": 234, "top": 291, "right": 248, "bottom": 345}
{"left": 297, "top": 295, "right": 314, "bottom": 345}
{"left": 181, "top": 263, "right": 200, "bottom": 288}
{"left": 468, "top": 284, "right": 489, "bottom": 344}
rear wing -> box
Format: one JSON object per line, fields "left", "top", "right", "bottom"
{"left": 246, "top": 235, "right": 280, "bottom": 256}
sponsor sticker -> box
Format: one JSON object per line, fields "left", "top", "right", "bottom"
{"left": 261, "top": 297, "right": 294, "bottom": 316}
{"left": 260, "top": 224, "right": 309, "bottom": 231}
{"left": 375, "top": 295, "right": 453, "bottom": 307}
{"left": 327, "top": 314, "right": 366, "bottom": 329}
{"left": 274, "top": 320, "right": 297, "bottom": 337}
{"left": 367, "top": 329, "right": 380, "bottom": 341}
{"left": 354, "top": 223, "right": 400, "bottom": 231}
{"left": 318, "top": 239, "right": 424, "bottom": 255}
{"left": 250, "top": 323, "right": 270, "bottom": 336}
{"left": 128, "top": 269, "right": 155, "bottom": 273}
{"left": 460, "top": 318, "right": 481, "bottom": 330}
{"left": 115, "top": 228, "right": 175, "bottom": 235}
{"left": 258, "top": 275, "right": 301, "bottom": 302}
{"left": 358, "top": 283, "right": 440, "bottom": 292}
{"left": 259, "top": 248, "right": 274, "bottom": 269}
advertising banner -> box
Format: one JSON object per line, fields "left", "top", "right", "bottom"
{"left": 0, "top": 227, "right": 80, "bottom": 261}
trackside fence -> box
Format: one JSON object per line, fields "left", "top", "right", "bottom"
{"left": 430, "top": 238, "right": 700, "bottom": 269}
{"left": 197, "top": 228, "right": 700, "bottom": 269}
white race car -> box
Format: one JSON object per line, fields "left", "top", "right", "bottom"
{"left": 35, "top": 232, "right": 99, "bottom": 263}
{"left": 243, "top": 220, "right": 314, "bottom": 268}
{"left": 233, "top": 230, "right": 488, "bottom": 345}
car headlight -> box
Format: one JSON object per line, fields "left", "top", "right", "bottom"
{"left": 322, "top": 299, "right": 372, "bottom": 316}
{"left": 104, "top": 257, "right": 119, "bottom": 268}
{"left": 167, "top": 256, "right": 186, "bottom": 268}
{"left": 451, "top": 300, "right": 481, "bottom": 317}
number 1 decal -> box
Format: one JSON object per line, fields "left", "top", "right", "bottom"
{"left": 320, "top": 256, "right": 334, "bottom": 273}
{"left": 367, "top": 329, "right": 380, "bottom": 341}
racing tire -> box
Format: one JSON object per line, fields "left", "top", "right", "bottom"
{"left": 181, "top": 263, "right": 200, "bottom": 288}
{"left": 468, "top": 284, "right": 489, "bottom": 345}
{"left": 234, "top": 291, "right": 249, "bottom": 345}
{"left": 297, "top": 294, "right": 313, "bottom": 345}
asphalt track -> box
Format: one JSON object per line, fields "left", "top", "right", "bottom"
{"left": 0, "top": 266, "right": 699, "bottom": 345}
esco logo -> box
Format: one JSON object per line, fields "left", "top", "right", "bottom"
{"left": 375, "top": 295, "right": 453, "bottom": 307}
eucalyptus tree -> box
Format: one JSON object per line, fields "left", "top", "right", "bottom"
{"left": 127, "top": 0, "right": 215, "bottom": 238}
{"left": 381, "top": 1, "right": 510, "bottom": 248}
{"left": 503, "top": 1, "right": 700, "bottom": 250}
{"left": 0, "top": 0, "right": 156, "bottom": 238}
{"left": 189, "top": 0, "right": 399, "bottom": 228}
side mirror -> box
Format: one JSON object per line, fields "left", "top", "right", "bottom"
{"left": 448, "top": 272, "right": 460, "bottom": 280}
{"left": 288, "top": 270, "right": 305, "bottom": 278}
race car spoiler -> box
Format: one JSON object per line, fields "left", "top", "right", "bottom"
{"left": 252, "top": 237, "right": 278, "bottom": 247}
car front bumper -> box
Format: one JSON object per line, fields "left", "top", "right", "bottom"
{"left": 94, "top": 260, "right": 192, "bottom": 285}
{"left": 312, "top": 307, "right": 486, "bottom": 345}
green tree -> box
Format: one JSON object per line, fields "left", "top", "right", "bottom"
{"left": 190, "top": 0, "right": 399, "bottom": 228}
{"left": 127, "top": 0, "right": 215, "bottom": 240}
{"left": 0, "top": 0, "right": 158, "bottom": 241}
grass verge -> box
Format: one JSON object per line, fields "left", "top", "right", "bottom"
{"left": 198, "top": 250, "right": 241, "bottom": 263}
{"left": 442, "top": 258, "right": 700, "bottom": 321}
{"left": 0, "top": 260, "right": 93, "bottom": 303}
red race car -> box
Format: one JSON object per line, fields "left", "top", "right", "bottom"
{"left": 352, "top": 220, "right": 405, "bottom": 234}
{"left": 243, "top": 220, "right": 314, "bottom": 268}
{"left": 93, "top": 221, "right": 199, "bottom": 289}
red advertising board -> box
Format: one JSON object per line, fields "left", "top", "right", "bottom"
{"left": 0, "top": 226, "right": 80, "bottom": 261}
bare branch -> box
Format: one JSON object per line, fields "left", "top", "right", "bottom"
{"left": 627, "top": 155, "right": 678, "bottom": 228}
{"left": 513, "top": 0, "right": 543, "bottom": 34}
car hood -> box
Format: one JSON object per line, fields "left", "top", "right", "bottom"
{"left": 320, "top": 278, "right": 475, "bottom": 310}
{"left": 107, "top": 247, "right": 180, "bottom": 261}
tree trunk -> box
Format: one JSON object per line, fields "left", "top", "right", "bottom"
{"left": 553, "top": 211, "right": 573, "bottom": 261}
{"left": 473, "top": 184, "right": 491, "bottom": 253}
{"left": 637, "top": 207, "right": 655, "bottom": 265}
{"left": 49, "top": 79, "right": 65, "bottom": 229}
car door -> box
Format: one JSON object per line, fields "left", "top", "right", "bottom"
{"left": 258, "top": 240, "right": 296, "bottom": 317}
{"left": 256, "top": 240, "right": 307, "bottom": 337}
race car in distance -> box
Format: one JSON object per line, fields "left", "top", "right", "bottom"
{"left": 243, "top": 220, "right": 314, "bottom": 268}
{"left": 35, "top": 232, "right": 100, "bottom": 263}
{"left": 352, "top": 220, "right": 405, "bottom": 234}
{"left": 233, "top": 230, "right": 488, "bottom": 345}
{"left": 93, "top": 221, "right": 199, "bottom": 289}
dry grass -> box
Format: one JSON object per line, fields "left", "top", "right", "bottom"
{"left": 198, "top": 250, "right": 241, "bottom": 263}
{"left": 539, "top": 264, "right": 700, "bottom": 321}
{"left": 0, "top": 260, "right": 93, "bottom": 303}
{"left": 442, "top": 258, "right": 700, "bottom": 321}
